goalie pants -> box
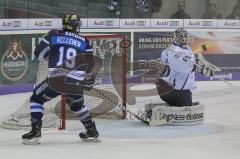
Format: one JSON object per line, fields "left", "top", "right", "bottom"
{"left": 160, "top": 89, "right": 192, "bottom": 106}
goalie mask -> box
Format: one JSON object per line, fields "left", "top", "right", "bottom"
{"left": 62, "top": 14, "right": 81, "bottom": 34}
{"left": 173, "top": 28, "right": 189, "bottom": 45}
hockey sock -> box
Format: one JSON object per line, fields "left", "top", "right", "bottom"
{"left": 71, "top": 105, "right": 93, "bottom": 128}
{"left": 30, "top": 102, "right": 44, "bottom": 122}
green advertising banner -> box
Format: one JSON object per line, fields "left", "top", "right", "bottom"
{"left": 0, "top": 33, "right": 44, "bottom": 85}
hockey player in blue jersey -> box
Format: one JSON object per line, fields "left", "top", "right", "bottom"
{"left": 22, "top": 14, "right": 99, "bottom": 144}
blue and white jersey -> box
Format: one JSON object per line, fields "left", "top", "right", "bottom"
{"left": 161, "top": 43, "right": 197, "bottom": 90}
{"left": 34, "top": 30, "right": 94, "bottom": 81}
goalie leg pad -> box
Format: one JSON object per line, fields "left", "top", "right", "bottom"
{"left": 145, "top": 102, "right": 204, "bottom": 125}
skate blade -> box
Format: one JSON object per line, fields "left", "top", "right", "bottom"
{"left": 22, "top": 137, "right": 41, "bottom": 145}
{"left": 81, "top": 137, "right": 101, "bottom": 143}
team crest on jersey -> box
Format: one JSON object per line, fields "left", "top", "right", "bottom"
{"left": 1, "top": 38, "right": 28, "bottom": 81}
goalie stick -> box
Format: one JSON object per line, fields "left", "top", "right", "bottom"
{"left": 197, "top": 45, "right": 237, "bottom": 88}
{"left": 126, "top": 107, "right": 167, "bottom": 126}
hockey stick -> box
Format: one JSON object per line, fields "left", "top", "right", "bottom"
{"left": 125, "top": 107, "right": 167, "bottom": 126}
{"left": 197, "top": 45, "right": 237, "bottom": 88}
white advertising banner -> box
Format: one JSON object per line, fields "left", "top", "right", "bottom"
{"left": 0, "top": 18, "right": 240, "bottom": 30}
{"left": 218, "top": 20, "right": 240, "bottom": 29}
{"left": 88, "top": 18, "right": 119, "bottom": 28}
{"left": 0, "top": 19, "right": 28, "bottom": 30}
{"left": 120, "top": 19, "right": 150, "bottom": 28}
{"left": 80, "top": 18, "right": 88, "bottom": 29}
{"left": 28, "top": 19, "right": 62, "bottom": 30}
{"left": 184, "top": 19, "right": 218, "bottom": 29}
{"left": 151, "top": 19, "right": 183, "bottom": 28}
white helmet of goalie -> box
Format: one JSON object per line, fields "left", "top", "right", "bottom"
{"left": 173, "top": 28, "right": 189, "bottom": 45}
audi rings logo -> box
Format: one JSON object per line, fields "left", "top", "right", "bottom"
{"left": 169, "top": 21, "right": 179, "bottom": 26}
{"left": 13, "top": 21, "right": 21, "bottom": 27}
{"left": 104, "top": 20, "right": 114, "bottom": 26}
{"left": 202, "top": 21, "right": 213, "bottom": 26}
{"left": 136, "top": 21, "right": 146, "bottom": 26}
{"left": 35, "top": 21, "right": 52, "bottom": 27}
{"left": 2, "top": 21, "right": 22, "bottom": 28}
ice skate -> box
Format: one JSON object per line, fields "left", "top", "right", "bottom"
{"left": 79, "top": 121, "right": 100, "bottom": 142}
{"left": 22, "top": 121, "right": 42, "bottom": 145}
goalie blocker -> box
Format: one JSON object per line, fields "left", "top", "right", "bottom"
{"left": 135, "top": 102, "right": 204, "bottom": 126}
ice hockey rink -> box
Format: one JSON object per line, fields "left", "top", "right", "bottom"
{"left": 0, "top": 81, "right": 240, "bottom": 159}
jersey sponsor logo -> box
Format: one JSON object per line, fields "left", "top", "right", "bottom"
{"left": 1, "top": 38, "right": 28, "bottom": 81}
{"left": 64, "top": 32, "right": 86, "bottom": 41}
{"left": 51, "top": 36, "right": 86, "bottom": 50}
{"left": 174, "top": 52, "right": 184, "bottom": 59}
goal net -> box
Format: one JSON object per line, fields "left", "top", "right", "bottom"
{"left": 1, "top": 34, "right": 127, "bottom": 130}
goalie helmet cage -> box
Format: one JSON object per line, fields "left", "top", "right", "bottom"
{"left": 1, "top": 34, "right": 127, "bottom": 130}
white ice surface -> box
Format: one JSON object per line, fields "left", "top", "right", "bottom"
{"left": 0, "top": 81, "right": 240, "bottom": 159}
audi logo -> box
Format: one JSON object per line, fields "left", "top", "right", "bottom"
{"left": 13, "top": 21, "right": 21, "bottom": 27}
{"left": 169, "top": 21, "right": 179, "bottom": 26}
{"left": 136, "top": 21, "right": 146, "bottom": 26}
{"left": 2, "top": 21, "right": 21, "bottom": 27}
{"left": 202, "top": 21, "right": 213, "bottom": 26}
{"left": 104, "top": 20, "right": 114, "bottom": 26}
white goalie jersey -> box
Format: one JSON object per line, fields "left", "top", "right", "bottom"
{"left": 161, "top": 44, "right": 197, "bottom": 91}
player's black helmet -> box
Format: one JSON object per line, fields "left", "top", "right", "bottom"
{"left": 62, "top": 13, "right": 81, "bottom": 34}
{"left": 173, "top": 28, "right": 189, "bottom": 45}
